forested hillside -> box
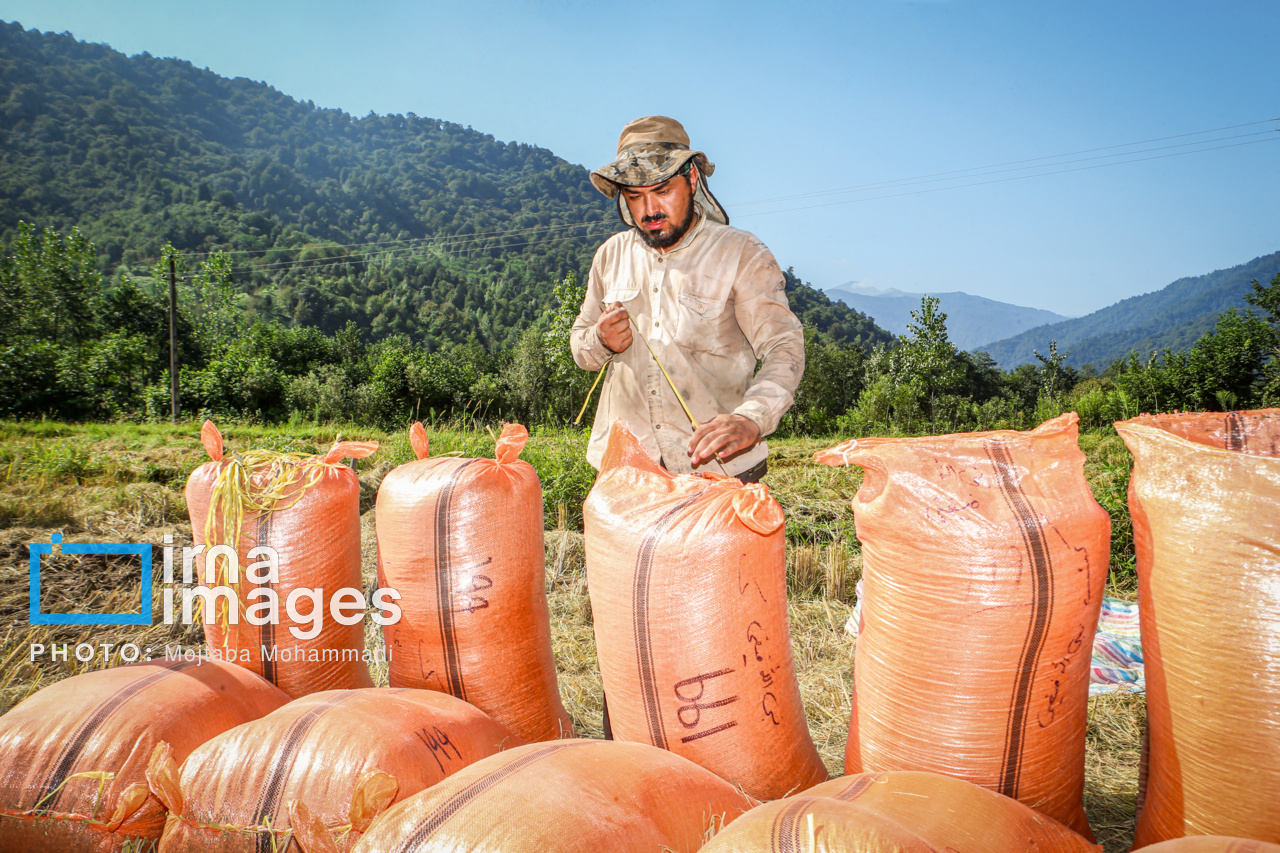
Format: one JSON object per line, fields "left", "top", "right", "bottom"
{"left": 0, "top": 21, "right": 620, "bottom": 349}
{"left": 0, "top": 21, "right": 890, "bottom": 354}
{"left": 977, "top": 251, "right": 1280, "bottom": 368}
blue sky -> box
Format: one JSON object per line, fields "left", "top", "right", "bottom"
{"left": 4, "top": 0, "right": 1278, "bottom": 316}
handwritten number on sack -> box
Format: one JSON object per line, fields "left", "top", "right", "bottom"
{"left": 453, "top": 574, "right": 493, "bottom": 614}
{"left": 674, "top": 669, "right": 739, "bottom": 739}
{"left": 415, "top": 725, "right": 464, "bottom": 774}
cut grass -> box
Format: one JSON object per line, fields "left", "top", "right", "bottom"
{"left": 0, "top": 419, "right": 1142, "bottom": 851}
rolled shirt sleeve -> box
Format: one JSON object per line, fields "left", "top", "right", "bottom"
{"left": 569, "top": 256, "right": 615, "bottom": 371}
{"left": 731, "top": 240, "right": 805, "bottom": 438}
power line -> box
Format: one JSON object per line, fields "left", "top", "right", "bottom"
{"left": 733, "top": 118, "right": 1279, "bottom": 208}
{"left": 148, "top": 117, "right": 1277, "bottom": 273}
{"left": 236, "top": 219, "right": 617, "bottom": 273}
{"left": 184, "top": 216, "right": 618, "bottom": 259}
{"left": 735, "top": 135, "right": 1280, "bottom": 219}
{"left": 732, "top": 127, "right": 1279, "bottom": 207}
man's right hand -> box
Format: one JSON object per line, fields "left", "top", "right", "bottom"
{"left": 597, "top": 301, "right": 633, "bottom": 354}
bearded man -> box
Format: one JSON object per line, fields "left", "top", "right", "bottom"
{"left": 570, "top": 116, "right": 805, "bottom": 482}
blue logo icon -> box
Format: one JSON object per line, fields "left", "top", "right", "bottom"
{"left": 29, "top": 534, "right": 153, "bottom": 625}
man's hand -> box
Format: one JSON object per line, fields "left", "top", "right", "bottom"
{"left": 597, "top": 302, "right": 632, "bottom": 354}
{"left": 688, "top": 414, "right": 761, "bottom": 468}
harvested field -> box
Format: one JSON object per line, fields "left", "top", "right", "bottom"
{"left": 0, "top": 421, "right": 1143, "bottom": 851}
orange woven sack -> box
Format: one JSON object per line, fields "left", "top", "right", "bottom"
{"left": 585, "top": 421, "right": 827, "bottom": 800}
{"left": 815, "top": 413, "right": 1109, "bottom": 839}
{"left": 350, "top": 739, "right": 754, "bottom": 852}
{"left": 156, "top": 687, "right": 522, "bottom": 853}
{"left": 376, "top": 422, "right": 573, "bottom": 743}
{"left": 1116, "top": 410, "right": 1280, "bottom": 848}
{"left": 186, "top": 421, "right": 378, "bottom": 698}
{"left": 696, "top": 770, "right": 1101, "bottom": 852}
{"left": 1139, "top": 840, "right": 1280, "bottom": 853}
{"left": 0, "top": 659, "right": 288, "bottom": 852}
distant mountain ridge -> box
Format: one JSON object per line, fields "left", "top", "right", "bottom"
{"left": 974, "top": 250, "right": 1280, "bottom": 368}
{"left": 821, "top": 286, "right": 1070, "bottom": 351}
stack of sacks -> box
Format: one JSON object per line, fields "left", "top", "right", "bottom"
{"left": 0, "top": 660, "right": 287, "bottom": 852}
{"left": 350, "top": 740, "right": 754, "bottom": 852}
{"left": 585, "top": 421, "right": 827, "bottom": 800}
{"left": 815, "top": 413, "right": 1109, "bottom": 840}
{"left": 157, "top": 688, "right": 520, "bottom": 852}
{"left": 376, "top": 422, "right": 573, "bottom": 742}
{"left": 1116, "top": 410, "right": 1280, "bottom": 847}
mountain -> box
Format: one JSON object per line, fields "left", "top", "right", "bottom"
{"left": 974, "top": 251, "right": 1280, "bottom": 368}
{"left": 0, "top": 21, "right": 889, "bottom": 353}
{"left": 822, "top": 285, "right": 1070, "bottom": 351}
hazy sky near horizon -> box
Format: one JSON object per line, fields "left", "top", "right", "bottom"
{"left": 4, "top": 0, "right": 1278, "bottom": 317}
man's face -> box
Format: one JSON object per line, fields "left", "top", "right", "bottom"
{"left": 622, "top": 168, "right": 698, "bottom": 251}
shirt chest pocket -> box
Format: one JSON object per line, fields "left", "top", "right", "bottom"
{"left": 603, "top": 286, "right": 640, "bottom": 305}
{"left": 674, "top": 290, "right": 728, "bottom": 353}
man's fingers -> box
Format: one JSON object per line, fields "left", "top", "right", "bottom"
{"left": 689, "top": 424, "right": 734, "bottom": 464}
{"left": 687, "top": 415, "right": 761, "bottom": 466}
{"left": 597, "top": 303, "right": 633, "bottom": 353}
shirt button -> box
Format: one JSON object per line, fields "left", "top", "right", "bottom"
{"left": 653, "top": 286, "right": 658, "bottom": 293}
{"left": 650, "top": 389, "right": 657, "bottom": 396}
{"left": 654, "top": 322, "right": 659, "bottom": 328}
{"left": 656, "top": 424, "right": 663, "bottom": 429}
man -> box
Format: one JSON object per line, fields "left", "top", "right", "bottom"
{"left": 571, "top": 115, "right": 804, "bottom": 482}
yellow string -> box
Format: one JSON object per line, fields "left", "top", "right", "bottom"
{"left": 202, "top": 450, "right": 349, "bottom": 642}
{"left": 573, "top": 356, "right": 614, "bottom": 426}
{"left": 630, "top": 321, "right": 702, "bottom": 430}
{"left": 577, "top": 310, "right": 729, "bottom": 475}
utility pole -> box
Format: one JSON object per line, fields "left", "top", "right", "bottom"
{"left": 169, "top": 255, "right": 179, "bottom": 423}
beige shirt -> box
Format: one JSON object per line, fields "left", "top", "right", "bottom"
{"left": 570, "top": 210, "right": 805, "bottom": 475}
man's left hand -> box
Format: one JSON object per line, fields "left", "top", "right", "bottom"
{"left": 687, "top": 414, "right": 761, "bottom": 468}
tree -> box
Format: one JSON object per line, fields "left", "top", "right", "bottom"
{"left": 0, "top": 223, "right": 101, "bottom": 347}
{"left": 1033, "top": 341, "right": 1073, "bottom": 404}
{"left": 888, "top": 295, "right": 965, "bottom": 432}
{"left": 1246, "top": 272, "right": 1280, "bottom": 405}
{"left": 542, "top": 271, "right": 596, "bottom": 423}
{"left": 787, "top": 326, "right": 867, "bottom": 435}
{"left": 1181, "top": 308, "right": 1272, "bottom": 410}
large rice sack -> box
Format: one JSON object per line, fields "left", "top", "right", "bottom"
{"left": 585, "top": 421, "right": 827, "bottom": 800}
{"left": 1140, "top": 840, "right": 1280, "bottom": 853}
{"left": 350, "top": 739, "right": 753, "bottom": 852}
{"left": 186, "top": 420, "right": 377, "bottom": 698}
{"left": 815, "top": 413, "right": 1109, "bottom": 839}
{"left": 376, "top": 422, "right": 573, "bottom": 743}
{"left": 0, "top": 659, "right": 288, "bottom": 852}
{"left": 156, "top": 687, "right": 522, "bottom": 853}
{"left": 1116, "top": 409, "right": 1280, "bottom": 848}
{"left": 696, "top": 770, "right": 1101, "bottom": 852}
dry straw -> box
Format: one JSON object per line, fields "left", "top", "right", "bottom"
{"left": 200, "top": 450, "right": 347, "bottom": 638}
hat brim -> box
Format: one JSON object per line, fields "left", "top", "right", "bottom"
{"left": 591, "top": 146, "right": 727, "bottom": 226}
{"left": 590, "top": 145, "right": 710, "bottom": 197}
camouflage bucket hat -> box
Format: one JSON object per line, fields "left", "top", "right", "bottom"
{"left": 590, "top": 115, "right": 729, "bottom": 226}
